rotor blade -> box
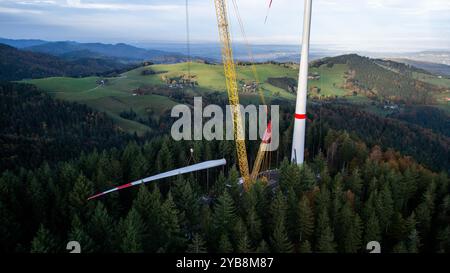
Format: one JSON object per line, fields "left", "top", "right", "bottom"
{"left": 264, "top": 0, "right": 273, "bottom": 24}
{"left": 88, "top": 158, "right": 227, "bottom": 200}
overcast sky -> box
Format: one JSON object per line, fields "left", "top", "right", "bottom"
{"left": 0, "top": 0, "right": 449, "bottom": 52}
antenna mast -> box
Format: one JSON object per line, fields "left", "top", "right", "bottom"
{"left": 291, "top": 0, "right": 313, "bottom": 165}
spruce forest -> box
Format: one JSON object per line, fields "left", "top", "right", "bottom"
{"left": 1, "top": 82, "right": 448, "bottom": 253}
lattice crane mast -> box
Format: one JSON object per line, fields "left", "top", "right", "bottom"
{"left": 214, "top": 0, "right": 251, "bottom": 190}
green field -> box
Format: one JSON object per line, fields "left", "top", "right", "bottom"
{"left": 25, "top": 61, "right": 448, "bottom": 134}
{"left": 413, "top": 72, "right": 450, "bottom": 89}
{"left": 22, "top": 76, "right": 179, "bottom": 135}
{"left": 411, "top": 72, "right": 450, "bottom": 107}
{"left": 24, "top": 62, "right": 349, "bottom": 134}
{"left": 309, "top": 64, "right": 349, "bottom": 97}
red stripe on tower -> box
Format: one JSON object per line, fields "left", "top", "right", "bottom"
{"left": 295, "top": 113, "right": 307, "bottom": 120}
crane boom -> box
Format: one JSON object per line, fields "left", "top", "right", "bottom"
{"left": 250, "top": 121, "right": 272, "bottom": 180}
{"left": 214, "top": 0, "right": 251, "bottom": 190}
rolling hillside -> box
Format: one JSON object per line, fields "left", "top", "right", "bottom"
{"left": 314, "top": 54, "right": 446, "bottom": 104}
{"left": 23, "top": 56, "right": 449, "bottom": 137}
{"left": 25, "top": 41, "right": 188, "bottom": 64}
{"left": 0, "top": 37, "right": 47, "bottom": 48}
{"left": 392, "top": 58, "right": 450, "bottom": 76}
{"left": 22, "top": 62, "right": 321, "bottom": 134}
{"left": 0, "top": 44, "right": 131, "bottom": 81}
{"left": 0, "top": 82, "right": 133, "bottom": 172}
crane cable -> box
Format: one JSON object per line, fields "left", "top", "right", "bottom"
{"left": 264, "top": 0, "right": 273, "bottom": 24}
{"left": 186, "top": 0, "right": 191, "bottom": 85}
{"left": 230, "top": 0, "right": 272, "bottom": 176}
{"left": 230, "top": 0, "right": 267, "bottom": 107}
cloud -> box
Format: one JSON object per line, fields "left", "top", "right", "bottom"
{"left": 64, "top": 0, "right": 181, "bottom": 11}
{"left": 366, "top": 0, "right": 450, "bottom": 15}
{"left": 1, "top": 0, "right": 182, "bottom": 11}
{"left": 0, "top": 5, "right": 42, "bottom": 14}
{"left": 0, "top": 0, "right": 448, "bottom": 51}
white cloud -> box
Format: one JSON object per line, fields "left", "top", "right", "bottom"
{"left": 0, "top": 5, "right": 42, "bottom": 13}
{"left": 1, "top": 0, "right": 182, "bottom": 11}
{"left": 0, "top": 0, "right": 448, "bottom": 51}
{"left": 64, "top": 0, "right": 181, "bottom": 12}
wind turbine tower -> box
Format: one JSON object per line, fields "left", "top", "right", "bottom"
{"left": 291, "top": 0, "right": 313, "bottom": 165}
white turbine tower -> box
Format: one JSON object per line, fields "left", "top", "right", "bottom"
{"left": 291, "top": 0, "right": 313, "bottom": 165}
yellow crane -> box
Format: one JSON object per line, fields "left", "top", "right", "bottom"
{"left": 214, "top": 0, "right": 271, "bottom": 191}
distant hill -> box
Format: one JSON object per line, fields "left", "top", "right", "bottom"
{"left": 0, "top": 43, "right": 132, "bottom": 81}
{"left": 58, "top": 49, "right": 111, "bottom": 61}
{"left": 401, "top": 51, "right": 450, "bottom": 66}
{"left": 313, "top": 54, "right": 441, "bottom": 104}
{"left": 0, "top": 37, "right": 47, "bottom": 48}
{"left": 307, "top": 102, "right": 450, "bottom": 173}
{"left": 390, "top": 58, "right": 450, "bottom": 77}
{"left": 25, "top": 41, "right": 187, "bottom": 63}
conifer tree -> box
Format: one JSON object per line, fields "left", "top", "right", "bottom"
{"left": 315, "top": 209, "right": 336, "bottom": 253}
{"left": 278, "top": 158, "right": 291, "bottom": 192}
{"left": 270, "top": 219, "right": 293, "bottom": 253}
{"left": 348, "top": 168, "right": 363, "bottom": 196}
{"left": 389, "top": 212, "right": 407, "bottom": 242}
{"left": 236, "top": 231, "right": 251, "bottom": 253}
{"left": 160, "top": 192, "right": 186, "bottom": 252}
{"left": 214, "top": 171, "right": 227, "bottom": 196}
{"left": 286, "top": 187, "right": 299, "bottom": 241}
{"left": 415, "top": 182, "right": 435, "bottom": 237}
{"left": 121, "top": 141, "right": 140, "bottom": 180}
{"left": 297, "top": 195, "right": 314, "bottom": 243}
{"left": 437, "top": 226, "right": 450, "bottom": 253}
{"left": 68, "top": 173, "right": 94, "bottom": 220}
{"left": 172, "top": 179, "right": 199, "bottom": 234}
{"left": 133, "top": 185, "right": 163, "bottom": 251}
{"left": 364, "top": 212, "right": 381, "bottom": 244}
{"left": 28, "top": 176, "right": 48, "bottom": 225}
{"left": 31, "top": 225, "right": 56, "bottom": 253}
{"left": 299, "top": 240, "right": 312, "bottom": 253}
{"left": 187, "top": 233, "right": 207, "bottom": 253}
{"left": 331, "top": 174, "right": 344, "bottom": 227}
{"left": 250, "top": 180, "right": 270, "bottom": 230}
{"left": 227, "top": 165, "right": 241, "bottom": 205}
{"left": 256, "top": 240, "right": 269, "bottom": 253}
{"left": 406, "top": 229, "right": 421, "bottom": 253}
{"left": 69, "top": 215, "right": 94, "bottom": 253}
{"left": 299, "top": 164, "right": 316, "bottom": 192}
{"left": 212, "top": 191, "right": 237, "bottom": 240}
{"left": 336, "top": 202, "right": 363, "bottom": 253}
{"left": 88, "top": 202, "right": 114, "bottom": 252}
{"left": 232, "top": 218, "right": 251, "bottom": 252}
{"left": 130, "top": 150, "right": 148, "bottom": 180}
{"left": 218, "top": 233, "right": 233, "bottom": 253}
{"left": 315, "top": 184, "right": 331, "bottom": 215}
{"left": 157, "top": 140, "right": 173, "bottom": 173}
{"left": 270, "top": 190, "right": 287, "bottom": 228}
{"left": 199, "top": 204, "right": 213, "bottom": 246}
{"left": 316, "top": 225, "right": 336, "bottom": 253}
{"left": 392, "top": 242, "right": 408, "bottom": 253}
{"left": 118, "top": 208, "right": 145, "bottom": 253}
{"left": 279, "top": 158, "right": 303, "bottom": 193}
{"left": 377, "top": 183, "right": 394, "bottom": 232}
{"left": 246, "top": 203, "right": 262, "bottom": 244}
